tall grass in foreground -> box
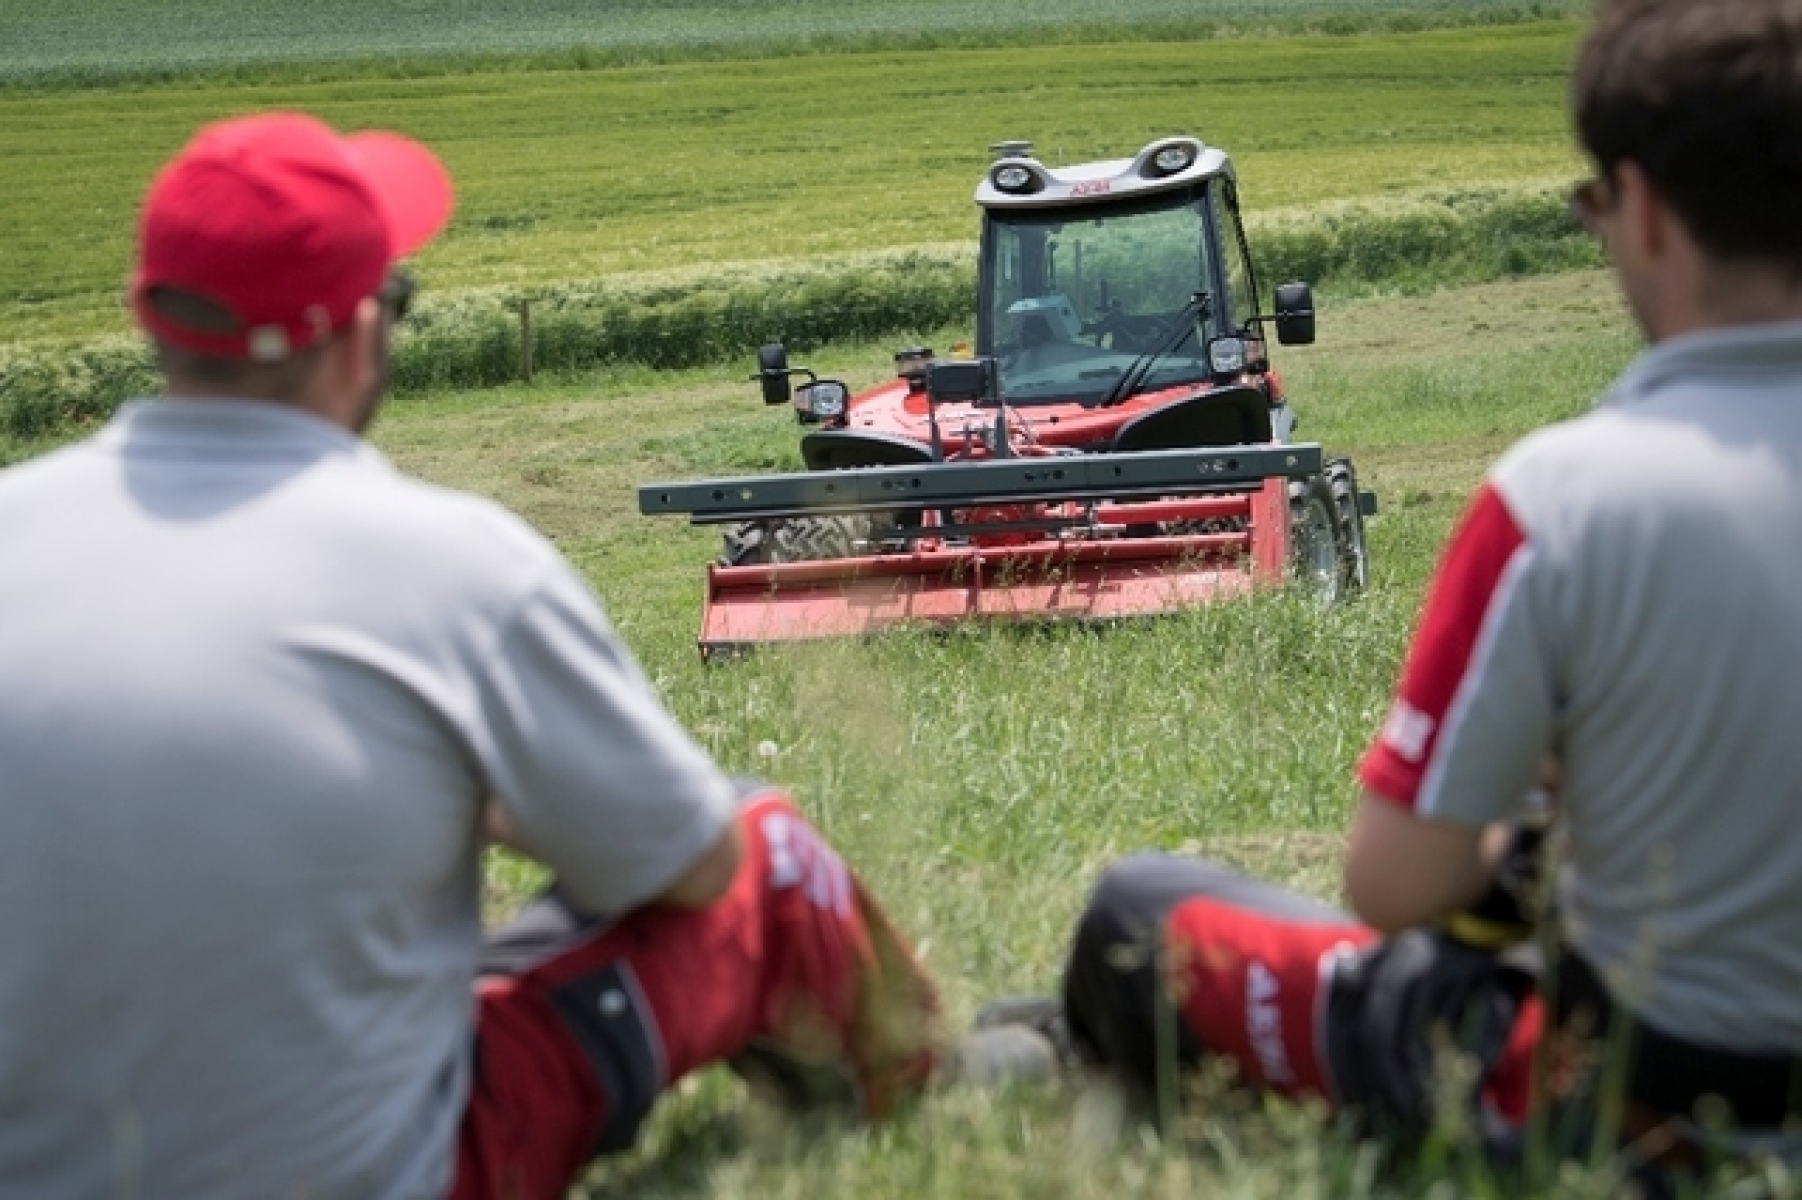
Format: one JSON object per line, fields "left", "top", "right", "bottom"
{"left": 352, "top": 272, "right": 1650, "bottom": 1197}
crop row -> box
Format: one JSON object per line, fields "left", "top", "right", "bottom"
{"left": 2, "top": 0, "right": 1582, "bottom": 89}
{"left": 1, "top": 24, "right": 1580, "bottom": 348}
{"left": 1, "top": 186, "right": 1598, "bottom": 446}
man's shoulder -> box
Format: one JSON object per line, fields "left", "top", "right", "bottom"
{"left": 1488, "top": 402, "right": 1683, "bottom": 525}
{"left": 326, "top": 462, "right": 566, "bottom": 583}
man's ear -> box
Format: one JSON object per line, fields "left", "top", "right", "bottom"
{"left": 304, "top": 297, "right": 382, "bottom": 430}
{"left": 339, "top": 297, "right": 383, "bottom": 396}
{"left": 1614, "top": 160, "right": 1671, "bottom": 261}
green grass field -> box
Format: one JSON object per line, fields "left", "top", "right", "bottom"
{"left": 1, "top": 22, "right": 1585, "bottom": 348}
{"left": 1, "top": 5, "right": 1671, "bottom": 1195}
{"left": 372, "top": 268, "right": 1640, "bottom": 1196}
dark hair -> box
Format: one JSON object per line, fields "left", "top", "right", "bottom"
{"left": 1573, "top": 0, "right": 1802, "bottom": 272}
{"left": 144, "top": 288, "right": 325, "bottom": 398}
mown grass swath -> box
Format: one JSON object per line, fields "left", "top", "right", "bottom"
{"left": 0, "top": 24, "right": 1583, "bottom": 345}
{"left": 1, "top": 22, "right": 1592, "bottom": 445}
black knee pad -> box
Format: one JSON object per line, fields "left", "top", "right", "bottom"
{"left": 548, "top": 961, "right": 667, "bottom": 1155}
{"left": 1062, "top": 854, "right": 1210, "bottom": 1082}
{"left": 1062, "top": 853, "right": 1352, "bottom": 1086}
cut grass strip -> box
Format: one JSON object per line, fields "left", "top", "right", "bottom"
{"left": 0, "top": 24, "right": 1584, "bottom": 346}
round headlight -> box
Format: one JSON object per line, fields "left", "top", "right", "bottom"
{"left": 994, "top": 165, "right": 1034, "bottom": 192}
{"left": 1209, "top": 337, "right": 1247, "bottom": 377}
{"left": 1153, "top": 146, "right": 1194, "bottom": 173}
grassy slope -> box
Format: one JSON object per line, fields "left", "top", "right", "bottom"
{"left": 366, "top": 268, "right": 1638, "bottom": 1194}
{"left": 1, "top": 22, "right": 1582, "bottom": 345}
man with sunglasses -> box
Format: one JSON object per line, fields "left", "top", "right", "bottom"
{"left": 1038, "top": 0, "right": 1802, "bottom": 1176}
{"left": 0, "top": 113, "right": 939, "bottom": 1198}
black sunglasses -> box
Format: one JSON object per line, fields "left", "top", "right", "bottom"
{"left": 377, "top": 271, "right": 417, "bottom": 322}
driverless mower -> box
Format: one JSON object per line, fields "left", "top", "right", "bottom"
{"left": 640, "top": 136, "right": 1374, "bottom": 658}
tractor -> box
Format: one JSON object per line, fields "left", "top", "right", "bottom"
{"left": 640, "top": 135, "right": 1373, "bottom": 658}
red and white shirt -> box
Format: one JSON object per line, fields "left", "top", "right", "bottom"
{"left": 1358, "top": 320, "right": 1802, "bottom": 1053}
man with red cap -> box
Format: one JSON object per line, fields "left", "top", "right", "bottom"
{"left": 0, "top": 113, "right": 938, "bottom": 1198}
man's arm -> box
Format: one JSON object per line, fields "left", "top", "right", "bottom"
{"left": 648, "top": 819, "right": 743, "bottom": 909}
{"left": 1343, "top": 790, "right": 1510, "bottom": 932}
{"left": 486, "top": 799, "right": 743, "bottom": 910}
{"left": 1348, "top": 481, "right": 1557, "bottom": 930}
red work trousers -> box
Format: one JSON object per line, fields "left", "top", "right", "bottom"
{"left": 451, "top": 787, "right": 939, "bottom": 1200}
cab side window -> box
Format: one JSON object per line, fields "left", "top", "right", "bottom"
{"left": 1214, "top": 181, "right": 1260, "bottom": 331}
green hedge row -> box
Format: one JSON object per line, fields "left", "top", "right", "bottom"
{"left": 1255, "top": 184, "right": 1604, "bottom": 289}
{"left": 3, "top": 186, "right": 1598, "bottom": 443}
{"left": 387, "top": 248, "right": 976, "bottom": 393}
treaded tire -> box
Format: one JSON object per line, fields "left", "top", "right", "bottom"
{"left": 1325, "top": 457, "right": 1370, "bottom": 594}
{"left": 1288, "top": 475, "right": 1345, "bottom": 606}
{"left": 1287, "top": 461, "right": 1370, "bottom": 605}
{"left": 720, "top": 516, "right": 885, "bottom": 566}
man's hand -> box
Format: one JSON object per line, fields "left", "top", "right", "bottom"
{"left": 1440, "top": 813, "right": 1550, "bottom": 950}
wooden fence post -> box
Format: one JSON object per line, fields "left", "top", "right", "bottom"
{"left": 519, "top": 299, "right": 533, "bottom": 384}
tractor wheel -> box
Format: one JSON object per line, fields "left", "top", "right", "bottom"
{"left": 1325, "top": 457, "right": 1370, "bottom": 594}
{"left": 1288, "top": 474, "right": 1354, "bottom": 606}
{"left": 719, "top": 516, "right": 887, "bottom": 566}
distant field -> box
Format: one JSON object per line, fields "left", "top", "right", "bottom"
{"left": 1, "top": 0, "right": 1583, "bottom": 86}
{"left": 1, "top": 22, "right": 1583, "bottom": 347}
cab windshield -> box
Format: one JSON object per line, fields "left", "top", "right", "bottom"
{"left": 980, "top": 186, "right": 1219, "bottom": 406}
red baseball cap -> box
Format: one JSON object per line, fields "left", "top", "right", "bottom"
{"left": 131, "top": 112, "right": 454, "bottom": 362}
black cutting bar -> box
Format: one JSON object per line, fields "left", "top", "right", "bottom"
{"left": 639, "top": 443, "right": 1322, "bottom": 523}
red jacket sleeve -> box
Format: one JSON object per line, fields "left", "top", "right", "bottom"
{"left": 1359, "top": 483, "right": 1532, "bottom": 811}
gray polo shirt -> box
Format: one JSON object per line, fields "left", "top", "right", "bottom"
{"left": 0, "top": 399, "right": 735, "bottom": 1198}
{"left": 1362, "top": 320, "right": 1802, "bottom": 1054}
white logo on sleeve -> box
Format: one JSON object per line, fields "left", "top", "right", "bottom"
{"left": 1245, "top": 961, "right": 1295, "bottom": 1086}
{"left": 760, "top": 812, "right": 853, "bottom": 917}
{"left": 1380, "top": 700, "right": 1437, "bottom": 764}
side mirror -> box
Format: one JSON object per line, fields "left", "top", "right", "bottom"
{"left": 757, "top": 342, "right": 793, "bottom": 406}
{"left": 1273, "top": 282, "right": 1315, "bottom": 346}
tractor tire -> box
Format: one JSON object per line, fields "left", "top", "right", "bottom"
{"left": 1325, "top": 457, "right": 1370, "bottom": 594}
{"left": 719, "top": 515, "right": 888, "bottom": 566}
{"left": 1288, "top": 474, "right": 1357, "bottom": 606}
